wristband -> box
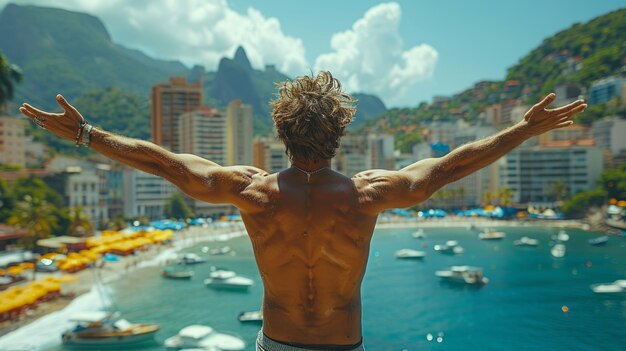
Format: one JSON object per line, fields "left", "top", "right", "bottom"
{"left": 83, "top": 124, "right": 94, "bottom": 148}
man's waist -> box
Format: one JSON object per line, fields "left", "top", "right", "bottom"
{"left": 259, "top": 331, "right": 364, "bottom": 351}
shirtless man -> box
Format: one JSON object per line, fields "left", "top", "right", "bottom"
{"left": 20, "top": 71, "right": 586, "bottom": 350}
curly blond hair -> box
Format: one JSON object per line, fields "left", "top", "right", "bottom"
{"left": 271, "top": 71, "right": 356, "bottom": 162}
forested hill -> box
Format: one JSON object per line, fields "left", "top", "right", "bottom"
{"left": 506, "top": 8, "right": 626, "bottom": 98}
{"left": 362, "top": 8, "right": 626, "bottom": 151}
{"left": 0, "top": 4, "right": 189, "bottom": 110}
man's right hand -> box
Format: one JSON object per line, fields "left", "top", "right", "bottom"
{"left": 518, "top": 93, "right": 587, "bottom": 137}
{"left": 19, "top": 94, "right": 86, "bottom": 142}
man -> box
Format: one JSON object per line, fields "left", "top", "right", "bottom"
{"left": 20, "top": 71, "right": 586, "bottom": 350}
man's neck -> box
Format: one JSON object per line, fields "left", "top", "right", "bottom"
{"left": 291, "top": 158, "right": 331, "bottom": 172}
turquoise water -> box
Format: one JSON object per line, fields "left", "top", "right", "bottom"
{"left": 58, "top": 226, "right": 626, "bottom": 350}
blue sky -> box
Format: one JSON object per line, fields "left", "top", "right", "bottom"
{"left": 1, "top": 0, "right": 624, "bottom": 107}
{"left": 227, "top": 0, "right": 624, "bottom": 106}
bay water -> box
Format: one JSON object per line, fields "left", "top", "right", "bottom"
{"left": 49, "top": 226, "right": 626, "bottom": 350}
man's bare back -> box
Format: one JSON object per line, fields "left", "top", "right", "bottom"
{"left": 242, "top": 168, "right": 377, "bottom": 346}
{"left": 20, "top": 71, "right": 586, "bottom": 348}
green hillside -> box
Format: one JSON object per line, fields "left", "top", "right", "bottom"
{"left": 0, "top": 4, "right": 188, "bottom": 111}
{"left": 506, "top": 8, "right": 626, "bottom": 99}
{"left": 363, "top": 8, "right": 626, "bottom": 148}
{"left": 350, "top": 93, "right": 387, "bottom": 129}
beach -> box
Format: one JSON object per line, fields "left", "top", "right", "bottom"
{"left": 0, "top": 222, "right": 248, "bottom": 346}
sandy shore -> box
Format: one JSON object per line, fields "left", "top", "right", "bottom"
{"left": 0, "top": 223, "right": 247, "bottom": 340}
{"left": 375, "top": 216, "right": 589, "bottom": 230}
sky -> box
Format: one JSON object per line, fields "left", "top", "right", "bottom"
{"left": 1, "top": 0, "right": 624, "bottom": 107}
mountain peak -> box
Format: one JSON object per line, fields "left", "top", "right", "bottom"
{"left": 233, "top": 46, "right": 252, "bottom": 70}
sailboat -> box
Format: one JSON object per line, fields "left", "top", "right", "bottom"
{"left": 61, "top": 260, "right": 160, "bottom": 346}
{"left": 62, "top": 311, "right": 159, "bottom": 346}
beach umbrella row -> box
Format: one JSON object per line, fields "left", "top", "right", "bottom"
{"left": 1, "top": 262, "right": 36, "bottom": 276}
{"left": 0, "top": 276, "right": 69, "bottom": 322}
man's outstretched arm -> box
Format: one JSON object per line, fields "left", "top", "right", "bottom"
{"left": 20, "top": 95, "right": 268, "bottom": 212}
{"left": 355, "top": 93, "right": 587, "bottom": 213}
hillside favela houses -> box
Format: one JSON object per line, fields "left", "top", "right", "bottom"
{"left": 0, "top": 2, "right": 624, "bottom": 350}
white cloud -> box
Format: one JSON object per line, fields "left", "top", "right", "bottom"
{"left": 314, "top": 2, "right": 438, "bottom": 103}
{"left": 0, "top": 0, "right": 308, "bottom": 74}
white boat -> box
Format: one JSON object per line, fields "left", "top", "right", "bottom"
{"left": 162, "top": 266, "right": 195, "bottom": 279}
{"left": 590, "top": 280, "right": 626, "bottom": 294}
{"left": 238, "top": 310, "right": 263, "bottom": 324}
{"left": 61, "top": 311, "right": 159, "bottom": 346}
{"left": 588, "top": 236, "right": 609, "bottom": 246}
{"left": 411, "top": 229, "right": 426, "bottom": 239}
{"left": 435, "top": 266, "right": 489, "bottom": 285}
{"left": 551, "top": 243, "right": 566, "bottom": 258}
{"left": 209, "top": 246, "right": 233, "bottom": 255}
{"left": 179, "top": 253, "right": 207, "bottom": 265}
{"left": 478, "top": 228, "right": 506, "bottom": 240}
{"left": 514, "top": 236, "right": 539, "bottom": 247}
{"left": 394, "top": 249, "right": 426, "bottom": 259}
{"left": 164, "top": 324, "right": 245, "bottom": 351}
{"left": 557, "top": 230, "right": 570, "bottom": 242}
{"left": 204, "top": 270, "right": 254, "bottom": 291}
{"left": 434, "top": 240, "right": 464, "bottom": 255}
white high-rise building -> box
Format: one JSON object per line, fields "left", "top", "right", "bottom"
{"left": 178, "top": 106, "right": 233, "bottom": 216}
{"left": 500, "top": 144, "right": 603, "bottom": 205}
{"left": 0, "top": 116, "right": 26, "bottom": 167}
{"left": 253, "top": 137, "right": 289, "bottom": 173}
{"left": 368, "top": 135, "right": 395, "bottom": 170}
{"left": 592, "top": 116, "right": 626, "bottom": 157}
{"left": 179, "top": 107, "right": 227, "bottom": 165}
{"left": 123, "top": 169, "right": 176, "bottom": 219}
{"left": 226, "top": 100, "right": 253, "bottom": 166}
{"left": 65, "top": 168, "right": 107, "bottom": 226}
{"left": 333, "top": 134, "right": 396, "bottom": 176}
{"left": 334, "top": 134, "right": 368, "bottom": 177}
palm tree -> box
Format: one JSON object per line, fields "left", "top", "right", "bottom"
{"left": 547, "top": 180, "right": 568, "bottom": 203}
{"left": 68, "top": 206, "right": 94, "bottom": 237}
{"left": 482, "top": 191, "right": 494, "bottom": 205}
{"left": 497, "top": 188, "right": 514, "bottom": 207}
{"left": 8, "top": 195, "right": 58, "bottom": 249}
{"left": 0, "top": 52, "right": 22, "bottom": 114}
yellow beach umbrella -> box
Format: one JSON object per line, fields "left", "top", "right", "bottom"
{"left": 7, "top": 266, "right": 24, "bottom": 276}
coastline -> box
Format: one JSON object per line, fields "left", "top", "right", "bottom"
{"left": 375, "top": 216, "right": 590, "bottom": 230}
{"left": 0, "top": 223, "right": 247, "bottom": 349}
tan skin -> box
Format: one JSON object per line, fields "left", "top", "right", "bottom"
{"left": 20, "top": 93, "right": 586, "bottom": 347}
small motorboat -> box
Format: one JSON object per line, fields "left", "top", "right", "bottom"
{"left": 238, "top": 310, "right": 263, "bottom": 324}
{"left": 514, "top": 236, "right": 539, "bottom": 247}
{"left": 588, "top": 236, "right": 609, "bottom": 246}
{"left": 478, "top": 228, "right": 506, "bottom": 240}
{"left": 162, "top": 266, "right": 194, "bottom": 280}
{"left": 394, "top": 249, "right": 426, "bottom": 259}
{"left": 164, "top": 324, "right": 245, "bottom": 350}
{"left": 435, "top": 266, "right": 488, "bottom": 285}
{"left": 411, "top": 229, "right": 426, "bottom": 239}
{"left": 179, "top": 253, "right": 207, "bottom": 265}
{"left": 208, "top": 246, "right": 233, "bottom": 256}
{"left": 434, "top": 240, "right": 464, "bottom": 255}
{"left": 204, "top": 270, "right": 254, "bottom": 291}
{"left": 62, "top": 311, "right": 159, "bottom": 347}
{"left": 557, "top": 230, "right": 570, "bottom": 242}
{"left": 590, "top": 280, "right": 626, "bottom": 294}
{"left": 551, "top": 243, "right": 566, "bottom": 258}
